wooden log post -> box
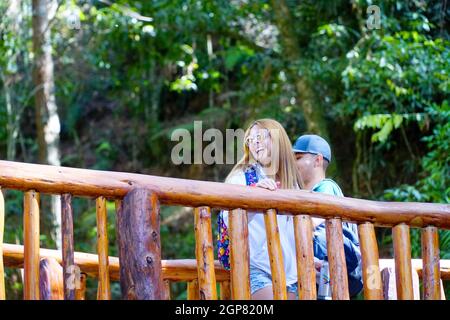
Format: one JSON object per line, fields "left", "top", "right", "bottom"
{"left": 421, "top": 226, "right": 441, "bottom": 300}
{"left": 358, "top": 223, "right": 383, "bottom": 299}
{"left": 229, "top": 208, "right": 251, "bottom": 300}
{"left": 61, "top": 193, "right": 75, "bottom": 300}
{"left": 187, "top": 279, "right": 200, "bottom": 300}
{"left": 117, "top": 188, "right": 164, "bottom": 299}
{"left": 381, "top": 264, "right": 420, "bottom": 300}
{"left": 75, "top": 273, "right": 87, "bottom": 300}
{"left": 439, "top": 280, "right": 446, "bottom": 300}
{"left": 220, "top": 281, "right": 231, "bottom": 300}
{"left": 194, "top": 206, "right": 217, "bottom": 300}
{"left": 325, "top": 218, "right": 349, "bottom": 300}
{"left": 293, "top": 215, "right": 316, "bottom": 300}
{"left": 392, "top": 223, "right": 414, "bottom": 300}
{"left": 96, "top": 196, "right": 111, "bottom": 299}
{"left": 24, "top": 190, "right": 40, "bottom": 300}
{"left": 164, "top": 280, "right": 171, "bottom": 300}
{"left": 115, "top": 199, "right": 122, "bottom": 212}
{"left": 264, "top": 209, "right": 287, "bottom": 300}
{"left": 0, "top": 187, "right": 5, "bottom": 300}
{"left": 39, "top": 257, "right": 64, "bottom": 300}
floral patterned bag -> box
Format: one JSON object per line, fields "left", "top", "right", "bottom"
{"left": 217, "top": 165, "right": 258, "bottom": 270}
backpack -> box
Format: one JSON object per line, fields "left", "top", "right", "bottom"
{"left": 313, "top": 222, "right": 363, "bottom": 296}
{"left": 311, "top": 180, "right": 363, "bottom": 296}
{"left": 217, "top": 165, "right": 258, "bottom": 270}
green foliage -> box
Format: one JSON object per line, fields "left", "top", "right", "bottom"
{"left": 341, "top": 32, "right": 448, "bottom": 116}
{"left": 339, "top": 5, "right": 449, "bottom": 299}
{"left": 418, "top": 104, "right": 450, "bottom": 203}
{"left": 0, "top": 0, "right": 448, "bottom": 299}
{"left": 355, "top": 113, "right": 407, "bottom": 143}
{"left": 2, "top": 190, "right": 24, "bottom": 245}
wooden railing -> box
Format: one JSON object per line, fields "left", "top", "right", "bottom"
{"left": 0, "top": 160, "right": 449, "bottom": 300}
{"left": 2, "top": 243, "right": 449, "bottom": 299}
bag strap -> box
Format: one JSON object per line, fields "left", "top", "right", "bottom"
{"left": 244, "top": 165, "right": 259, "bottom": 186}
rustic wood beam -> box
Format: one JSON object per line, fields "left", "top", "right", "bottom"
{"left": 0, "top": 187, "right": 4, "bottom": 300}
{"left": 294, "top": 215, "right": 316, "bottom": 300}
{"left": 96, "top": 196, "right": 111, "bottom": 300}
{"left": 393, "top": 224, "right": 414, "bottom": 299}
{"left": 264, "top": 209, "right": 287, "bottom": 300}
{"left": 194, "top": 206, "right": 217, "bottom": 300}
{"left": 117, "top": 188, "right": 163, "bottom": 299}
{"left": 229, "top": 209, "right": 251, "bottom": 299}
{"left": 421, "top": 226, "right": 441, "bottom": 300}
{"left": 326, "top": 218, "right": 349, "bottom": 300}
{"left": 3, "top": 243, "right": 231, "bottom": 281}
{"left": 23, "top": 190, "right": 40, "bottom": 300}
{"left": 358, "top": 223, "right": 383, "bottom": 300}
{"left": 61, "top": 193, "right": 75, "bottom": 300}
{"left": 0, "top": 160, "right": 448, "bottom": 228}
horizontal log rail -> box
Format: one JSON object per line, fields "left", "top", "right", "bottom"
{"left": 2, "top": 244, "right": 231, "bottom": 282}
{"left": 0, "top": 160, "right": 449, "bottom": 228}
{"left": 3, "top": 244, "right": 450, "bottom": 281}
{"left": 3, "top": 243, "right": 450, "bottom": 300}
{"left": 1, "top": 160, "right": 450, "bottom": 301}
{"left": 379, "top": 259, "right": 450, "bottom": 281}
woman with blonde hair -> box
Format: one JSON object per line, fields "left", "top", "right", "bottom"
{"left": 217, "top": 118, "right": 303, "bottom": 299}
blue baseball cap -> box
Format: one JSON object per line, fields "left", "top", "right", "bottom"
{"left": 292, "top": 134, "right": 332, "bottom": 163}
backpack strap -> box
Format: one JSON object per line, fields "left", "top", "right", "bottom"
{"left": 217, "top": 165, "right": 260, "bottom": 270}
{"left": 244, "top": 164, "right": 259, "bottom": 186}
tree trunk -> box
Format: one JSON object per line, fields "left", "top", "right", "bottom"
{"left": 31, "top": 0, "right": 61, "bottom": 249}
{"left": 2, "top": 73, "right": 18, "bottom": 161}
{"left": 1, "top": 0, "right": 22, "bottom": 161}
{"left": 271, "top": 0, "right": 329, "bottom": 139}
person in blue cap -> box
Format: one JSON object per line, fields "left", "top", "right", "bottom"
{"left": 292, "top": 134, "right": 363, "bottom": 298}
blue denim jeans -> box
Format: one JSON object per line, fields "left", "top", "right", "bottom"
{"left": 249, "top": 266, "right": 298, "bottom": 297}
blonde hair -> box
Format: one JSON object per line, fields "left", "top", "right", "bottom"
{"left": 226, "top": 119, "right": 303, "bottom": 190}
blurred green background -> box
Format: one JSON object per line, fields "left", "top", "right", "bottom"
{"left": 0, "top": 0, "right": 448, "bottom": 299}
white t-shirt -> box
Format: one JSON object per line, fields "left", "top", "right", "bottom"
{"left": 220, "top": 170, "right": 298, "bottom": 286}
